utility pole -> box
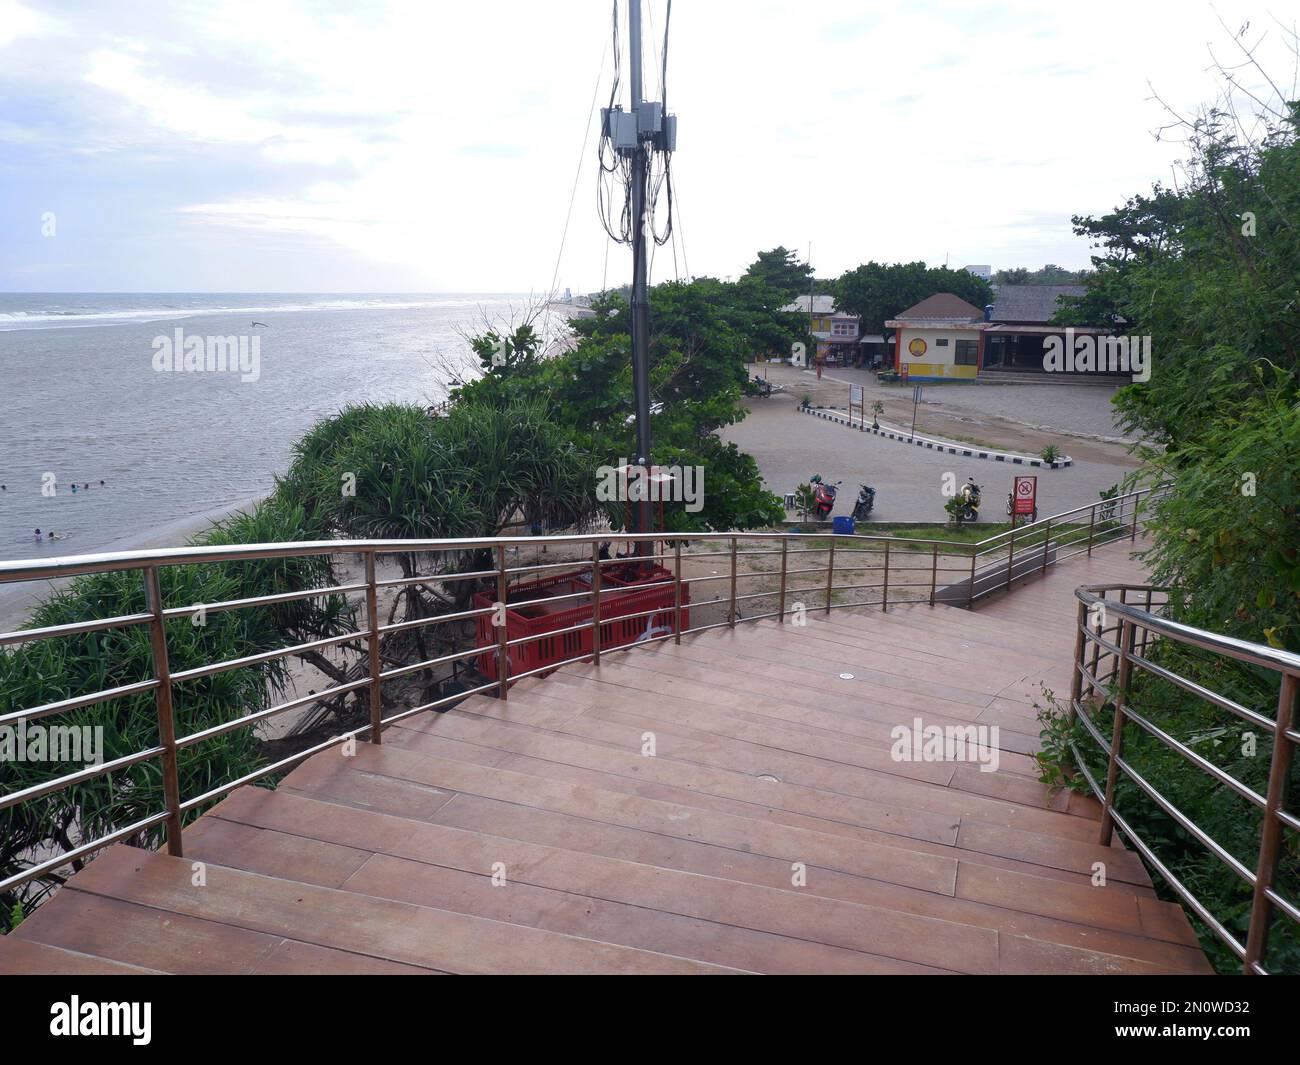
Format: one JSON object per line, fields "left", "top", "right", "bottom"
{"left": 628, "top": 0, "right": 652, "bottom": 560}
{"left": 603, "top": 1, "right": 676, "bottom": 562}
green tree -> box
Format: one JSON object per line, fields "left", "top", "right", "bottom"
{"left": 834, "top": 262, "right": 993, "bottom": 337}
{"left": 741, "top": 246, "right": 815, "bottom": 298}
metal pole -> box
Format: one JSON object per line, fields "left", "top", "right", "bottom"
{"left": 1068, "top": 598, "right": 1087, "bottom": 725}
{"left": 1005, "top": 530, "right": 1015, "bottom": 591}
{"left": 929, "top": 544, "right": 938, "bottom": 606}
{"left": 824, "top": 539, "right": 835, "bottom": 615}
{"left": 728, "top": 536, "right": 738, "bottom": 627}
{"left": 495, "top": 545, "right": 510, "bottom": 700}
{"left": 777, "top": 539, "right": 788, "bottom": 623}
{"left": 882, "top": 541, "right": 891, "bottom": 612}
{"left": 591, "top": 542, "right": 603, "bottom": 664}
{"left": 673, "top": 541, "right": 683, "bottom": 644}
{"left": 365, "top": 551, "right": 383, "bottom": 743}
{"left": 1099, "top": 619, "right": 1135, "bottom": 846}
{"left": 1041, "top": 519, "right": 1052, "bottom": 574}
{"left": 1086, "top": 504, "right": 1096, "bottom": 556}
{"left": 967, "top": 545, "right": 977, "bottom": 608}
{"left": 1243, "top": 673, "right": 1298, "bottom": 974}
{"left": 628, "top": 0, "right": 653, "bottom": 559}
{"left": 143, "top": 567, "right": 183, "bottom": 857}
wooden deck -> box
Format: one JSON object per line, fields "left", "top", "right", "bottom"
{"left": 1, "top": 543, "right": 1212, "bottom": 974}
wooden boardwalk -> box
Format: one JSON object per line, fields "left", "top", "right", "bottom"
{"left": 1, "top": 543, "right": 1211, "bottom": 974}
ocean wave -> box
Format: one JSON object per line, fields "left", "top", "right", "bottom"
{"left": 0, "top": 295, "right": 522, "bottom": 331}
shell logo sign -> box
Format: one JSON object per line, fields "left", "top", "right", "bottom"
{"left": 907, "top": 338, "right": 927, "bottom": 357}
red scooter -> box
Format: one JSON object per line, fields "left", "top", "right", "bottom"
{"left": 810, "top": 475, "right": 840, "bottom": 519}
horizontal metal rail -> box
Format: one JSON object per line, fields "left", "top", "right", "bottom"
{"left": 0, "top": 485, "right": 1164, "bottom": 899}
{"left": 1069, "top": 582, "right": 1299, "bottom": 975}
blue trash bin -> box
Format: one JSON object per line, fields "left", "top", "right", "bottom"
{"left": 832, "top": 516, "right": 855, "bottom": 536}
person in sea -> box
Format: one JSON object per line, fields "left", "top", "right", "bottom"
{"left": 34, "top": 529, "right": 42, "bottom": 542}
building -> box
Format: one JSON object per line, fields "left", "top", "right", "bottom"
{"left": 781, "top": 294, "right": 861, "bottom": 365}
{"left": 884, "top": 293, "right": 986, "bottom": 381}
{"left": 980, "top": 284, "right": 1102, "bottom": 374}
{"left": 886, "top": 285, "right": 1120, "bottom": 381}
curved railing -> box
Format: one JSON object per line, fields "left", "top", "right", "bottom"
{"left": 1068, "top": 583, "right": 1300, "bottom": 975}
{"left": 0, "top": 485, "right": 1161, "bottom": 905}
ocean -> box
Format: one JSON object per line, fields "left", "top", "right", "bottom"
{"left": 0, "top": 293, "right": 531, "bottom": 559}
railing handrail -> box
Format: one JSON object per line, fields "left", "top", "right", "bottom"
{"left": 0, "top": 484, "right": 1166, "bottom": 584}
{"left": 0, "top": 486, "right": 1163, "bottom": 909}
{"left": 1068, "top": 581, "right": 1299, "bottom": 975}
{"left": 1075, "top": 584, "right": 1300, "bottom": 678}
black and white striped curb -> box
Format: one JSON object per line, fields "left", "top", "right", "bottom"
{"left": 799, "top": 405, "right": 1073, "bottom": 469}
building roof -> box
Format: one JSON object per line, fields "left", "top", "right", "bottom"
{"left": 989, "top": 284, "right": 1086, "bottom": 324}
{"left": 893, "top": 292, "right": 984, "bottom": 321}
{"left": 781, "top": 294, "right": 841, "bottom": 315}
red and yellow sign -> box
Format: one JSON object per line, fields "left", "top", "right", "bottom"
{"left": 907, "top": 338, "right": 927, "bottom": 357}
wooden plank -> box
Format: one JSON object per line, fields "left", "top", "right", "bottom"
{"left": 0, "top": 936, "right": 163, "bottom": 975}
{"left": 63, "top": 846, "right": 743, "bottom": 975}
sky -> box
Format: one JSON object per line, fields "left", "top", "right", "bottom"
{"left": 0, "top": 0, "right": 1295, "bottom": 293}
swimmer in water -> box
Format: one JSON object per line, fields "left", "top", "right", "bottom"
{"left": 71, "top": 484, "right": 78, "bottom": 494}
{"left": 47, "top": 531, "right": 65, "bottom": 541}
{"left": 34, "top": 529, "right": 42, "bottom": 542}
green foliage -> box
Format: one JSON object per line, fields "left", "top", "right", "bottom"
{"left": 1030, "top": 687, "right": 1091, "bottom": 793}
{"left": 1063, "top": 93, "right": 1300, "bottom": 971}
{"left": 450, "top": 276, "right": 792, "bottom": 533}
{"left": 741, "top": 246, "right": 815, "bottom": 298}
{"left": 994, "top": 264, "right": 1089, "bottom": 285}
{"left": 1040, "top": 443, "right": 1061, "bottom": 463}
{"left": 834, "top": 261, "right": 994, "bottom": 338}
{"left": 0, "top": 495, "right": 345, "bottom": 928}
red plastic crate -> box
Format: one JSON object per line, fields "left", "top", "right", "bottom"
{"left": 473, "top": 562, "right": 689, "bottom": 683}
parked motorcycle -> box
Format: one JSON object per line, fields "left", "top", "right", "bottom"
{"left": 852, "top": 483, "right": 876, "bottom": 520}
{"left": 809, "top": 475, "right": 840, "bottom": 519}
{"left": 1006, "top": 491, "right": 1038, "bottom": 523}
{"left": 956, "top": 477, "right": 982, "bottom": 524}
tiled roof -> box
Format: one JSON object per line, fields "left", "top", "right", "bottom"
{"left": 893, "top": 293, "right": 984, "bottom": 321}
{"left": 990, "top": 285, "right": 1086, "bottom": 324}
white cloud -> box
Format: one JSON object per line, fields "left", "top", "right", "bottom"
{"left": 2, "top": 0, "right": 1295, "bottom": 290}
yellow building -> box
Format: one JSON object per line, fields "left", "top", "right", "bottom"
{"left": 885, "top": 293, "right": 986, "bottom": 382}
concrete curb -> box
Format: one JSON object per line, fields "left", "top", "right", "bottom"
{"left": 799, "top": 405, "right": 1074, "bottom": 469}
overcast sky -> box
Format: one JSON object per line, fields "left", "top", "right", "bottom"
{"left": 1, "top": 0, "right": 1294, "bottom": 293}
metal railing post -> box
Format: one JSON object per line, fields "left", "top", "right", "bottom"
{"left": 1086, "top": 504, "right": 1096, "bottom": 556}
{"left": 967, "top": 545, "right": 977, "bottom": 608}
{"left": 591, "top": 542, "right": 602, "bottom": 665}
{"left": 881, "top": 541, "right": 891, "bottom": 612}
{"left": 1098, "top": 617, "right": 1135, "bottom": 846}
{"left": 365, "top": 550, "right": 383, "bottom": 743}
{"left": 777, "top": 539, "right": 789, "bottom": 623}
{"left": 1068, "top": 598, "right": 1087, "bottom": 725}
{"left": 929, "top": 544, "right": 938, "bottom": 607}
{"left": 728, "top": 536, "right": 738, "bottom": 627}
{"left": 1130, "top": 493, "right": 1140, "bottom": 541}
{"left": 1242, "top": 673, "right": 1298, "bottom": 974}
{"left": 673, "top": 541, "right": 683, "bottom": 644}
{"left": 1041, "top": 519, "right": 1052, "bottom": 574}
{"left": 824, "top": 539, "right": 835, "bottom": 615}
{"left": 495, "top": 545, "right": 509, "bottom": 700}
{"left": 1005, "top": 530, "right": 1015, "bottom": 591}
{"left": 143, "top": 567, "right": 183, "bottom": 857}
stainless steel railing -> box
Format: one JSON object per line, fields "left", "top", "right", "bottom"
{"left": 1068, "top": 583, "right": 1300, "bottom": 975}
{"left": 0, "top": 485, "right": 1161, "bottom": 902}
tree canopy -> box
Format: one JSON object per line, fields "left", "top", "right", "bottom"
{"left": 834, "top": 261, "right": 993, "bottom": 336}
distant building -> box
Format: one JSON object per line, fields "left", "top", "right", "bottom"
{"left": 962, "top": 264, "right": 992, "bottom": 280}
{"left": 781, "top": 294, "right": 861, "bottom": 365}
{"left": 885, "top": 284, "right": 1121, "bottom": 381}
{"left": 884, "top": 293, "right": 986, "bottom": 381}
{"left": 981, "top": 284, "right": 1103, "bottom": 373}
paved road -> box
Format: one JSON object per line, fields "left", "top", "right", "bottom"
{"left": 723, "top": 393, "right": 1136, "bottom": 524}
{"left": 812, "top": 365, "right": 1128, "bottom": 440}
